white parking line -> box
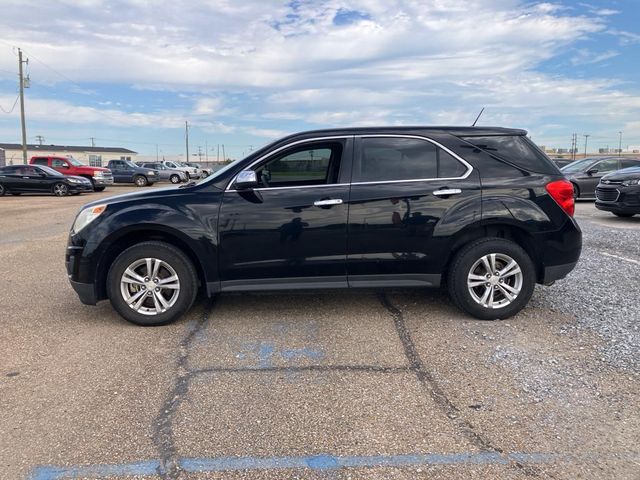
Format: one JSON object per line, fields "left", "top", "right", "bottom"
{"left": 600, "top": 251, "right": 640, "bottom": 266}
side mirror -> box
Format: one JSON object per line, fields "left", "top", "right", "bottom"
{"left": 586, "top": 168, "right": 598, "bottom": 176}
{"left": 234, "top": 170, "right": 258, "bottom": 189}
{"left": 61, "top": 163, "right": 70, "bottom": 169}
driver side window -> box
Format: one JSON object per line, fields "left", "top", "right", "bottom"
{"left": 254, "top": 143, "right": 342, "bottom": 188}
{"left": 595, "top": 159, "right": 618, "bottom": 172}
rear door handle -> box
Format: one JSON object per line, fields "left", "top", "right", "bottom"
{"left": 313, "top": 198, "right": 343, "bottom": 207}
{"left": 432, "top": 188, "right": 462, "bottom": 197}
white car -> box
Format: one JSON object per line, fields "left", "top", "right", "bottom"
{"left": 161, "top": 160, "right": 200, "bottom": 179}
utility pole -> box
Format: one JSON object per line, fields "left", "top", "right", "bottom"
{"left": 583, "top": 134, "right": 590, "bottom": 158}
{"left": 217, "top": 144, "right": 220, "bottom": 162}
{"left": 35, "top": 135, "right": 45, "bottom": 146}
{"left": 18, "top": 48, "right": 28, "bottom": 164}
{"left": 89, "top": 137, "right": 96, "bottom": 147}
{"left": 222, "top": 144, "right": 226, "bottom": 162}
{"left": 197, "top": 146, "right": 203, "bottom": 161}
{"left": 185, "top": 121, "right": 190, "bottom": 163}
{"left": 618, "top": 131, "right": 623, "bottom": 155}
{"left": 205, "top": 140, "right": 209, "bottom": 162}
{"left": 156, "top": 144, "right": 159, "bottom": 162}
{"left": 570, "top": 133, "right": 577, "bottom": 161}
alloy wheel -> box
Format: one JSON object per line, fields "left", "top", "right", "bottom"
{"left": 467, "top": 253, "right": 523, "bottom": 309}
{"left": 120, "top": 258, "right": 180, "bottom": 316}
{"left": 53, "top": 183, "right": 68, "bottom": 196}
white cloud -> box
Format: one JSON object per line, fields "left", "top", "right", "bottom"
{"left": 570, "top": 49, "right": 619, "bottom": 66}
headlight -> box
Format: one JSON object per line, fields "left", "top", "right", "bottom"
{"left": 148, "top": 171, "right": 156, "bottom": 175}
{"left": 93, "top": 171, "right": 104, "bottom": 177}
{"left": 73, "top": 204, "right": 107, "bottom": 233}
{"left": 622, "top": 179, "right": 640, "bottom": 186}
{"left": 67, "top": 178, "right": 80, "bottom": 183}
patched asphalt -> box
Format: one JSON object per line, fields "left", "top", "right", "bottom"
{"left": 0, "top": 188, "right": 638, "bottom": 480}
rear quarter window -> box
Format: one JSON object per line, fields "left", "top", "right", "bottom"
{"left": 460, "top": 135, "right": 558, "bottom": 174}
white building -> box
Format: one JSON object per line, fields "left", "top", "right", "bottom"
{"left": 0, "top": 143, "right": 137, "bottom": 167}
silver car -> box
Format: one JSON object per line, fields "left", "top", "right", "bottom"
{"left": 137, "top": 162, "right": 188, "bottom": 184}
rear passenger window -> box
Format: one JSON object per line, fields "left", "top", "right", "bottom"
{"left": 355, "top": 137, "right": 467, "bottom": 182}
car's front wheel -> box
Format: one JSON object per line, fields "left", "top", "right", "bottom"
{"left": 94, "top": 186, "right": 106, "bottom": 192}
{"left": 447, "top": 238, "right": 535, "bottom": 320}
{"left": 106, "top": 241, "right": 198, "bottom": 326}
{"left": 134, "top": 175, "right": 148, "bottom": 187}
{"left": 169, "top": 174, "right": 181, "bottom": 184}
{"left": 52, "top": 182, "right": 69, "bottom": 197}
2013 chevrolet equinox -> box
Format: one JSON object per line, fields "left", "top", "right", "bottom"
{"left": 66, "top": 127, "right": 582, "bottom": 326}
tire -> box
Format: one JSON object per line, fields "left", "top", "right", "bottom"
{"left": 169, "top": 174, "right": 181, "bottom": 184}
{"left": 572, "top": 182, "right": 580, "bottom": 199}
{"left": 52, "top": 183, "right": 69, "bottom": 197}
{"left": 106, "top": 241, "right": 198, "bottom": 326}
{"left": 93, "top": 186, "right": 106, "bottom": 192}
{"left": 10, "top": 192, "right": 21, "bottom": 196}
{"left": 0, "top": 183, "right": 5, "bottom": 196}
{"left": 613, "top": 212, "right": 635, "bottom": 218}
{"left": 447, "top": 238, "right": 536, "bottom": 320}
{"left": 134, "top": 175, "right": 148, "bottom": 187}
{"left": 147, "top": 182, "right": 155, "bottom": 187}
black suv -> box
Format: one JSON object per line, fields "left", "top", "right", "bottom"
{"left": 66, "top": 127, "right": 581, "bottom": 326}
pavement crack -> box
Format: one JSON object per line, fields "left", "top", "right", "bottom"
{"left": 152, "top": 299, "right": 213, "bottom": 480}
{"left": 377, "top": 292, "right": 545, "bottom": 478}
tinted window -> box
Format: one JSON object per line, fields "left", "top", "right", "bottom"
{"left": 255, "top": 143, "right": 341, "bottom": 188}
{"left": 0, "top": 166, "right": 19, "bottom": 174}
{"left": 32, "top": 158, "right": 48, "bottom": 166}
{"left": 355, "top": 137, "right": 465, "bottom": 182}
{"left": 37, "top": 165, "right": 63, "bottom": 176}
{"left": 461, "top": 135, "right": 556, "bottom": 174}
{"left": 594, "top": 159, "right": 618, "bottom": 172}
{"left": 620, "top": 159, "right": 640, "bottom": 169}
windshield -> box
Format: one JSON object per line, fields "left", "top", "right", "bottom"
{"left": 561, "top": 158, "right": 598, "bottom": 173}
{"left": 38, "top": 165, "right": 63, "bottom": 176}
{"left": 67, "top": 157, "right": 84, "bottom": 166}
{"left": 124, "top": 161, "right": 139, "bottom": 168}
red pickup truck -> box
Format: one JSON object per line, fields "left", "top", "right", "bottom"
{"left": 29, "top": 156, "right": 114, "bottom": 191}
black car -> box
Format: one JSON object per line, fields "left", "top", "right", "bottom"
{"left": 66, "top": 126, "right": 582, "bottom": 326}
{"left": 595, "top": 166, "right": 640, "bottom": 217}
{"left": 0, "top": 164, "right": 93, "bottom": 196}
{"left": 561, "top": 157, "right": 640, "bottom": 199}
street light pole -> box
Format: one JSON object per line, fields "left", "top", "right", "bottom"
{"left": 618, "top": 131, "right": 623, "bottom": 155}
{"left": 583, "top": 134, "right": 590, "bottom": 158}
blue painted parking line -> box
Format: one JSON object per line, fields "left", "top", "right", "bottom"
{"left": 28, "top": 451, "right": 603, "bottom": 479}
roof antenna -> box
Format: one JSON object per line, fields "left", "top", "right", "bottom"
{"left": 472, "top": 107, "right": 485, "bottom": 127}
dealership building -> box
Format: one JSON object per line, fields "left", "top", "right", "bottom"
{"left": 0, "top": 143, "right": 137, "bottom": 167}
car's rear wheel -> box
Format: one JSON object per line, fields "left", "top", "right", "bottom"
{"left": 52, "top": 182, "right": 69, "bottom": 197}
{"left": 134, "top": 175, "right": 148, "bottom": 187}
{"left": 0, "top": 183, "right": 5, "bottom": 196}
{"left": 169, "top": 174, "right": 181, "bottom": 184}
{"left": 106, "top": 241, "right": 198, "bottom": 326}
{"left": 447, "top": 238, "right": 535, "bottom": 320}
{"left": 613, "top": 212, "right": 635, "bottom": 218}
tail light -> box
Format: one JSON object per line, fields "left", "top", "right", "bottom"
{"left": 546, "top": 180, "right": 575, "bottom": 217}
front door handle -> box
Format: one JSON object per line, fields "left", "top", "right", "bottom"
{"left": 432, "top": 188, "right": 462, "bottom": 197}
{"left": 313, "top": 198, "right": 343, "bottom": 207}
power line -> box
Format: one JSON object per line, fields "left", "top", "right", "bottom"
{"left": 0, "top": 94, "right": 19, "bottom": 114}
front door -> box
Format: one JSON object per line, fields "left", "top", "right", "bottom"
{"left": 346, "top": 135, "right": 481, "bottom": 287}
{"left": 217, "top": 138, "right": 353, "bottom": 290}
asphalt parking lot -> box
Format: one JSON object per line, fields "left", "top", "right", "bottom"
{"left": 1, "top": 187, "right": 638, "bottom": 479}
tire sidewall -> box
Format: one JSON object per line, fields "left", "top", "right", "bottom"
{"left": 134, "top": 175, "right": 147, "bottom": 187}
{"left": 448, "top": 239, "right": 536, "bottom": 320}
{"left": 106, "top": 242, "right": 197, "bottom": 326}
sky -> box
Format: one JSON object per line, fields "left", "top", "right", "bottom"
{"left": 0, "top": 0, "right": 639, "bottom": 159}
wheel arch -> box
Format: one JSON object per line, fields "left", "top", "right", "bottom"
{"left": 442, "top": 221, "right": 543, "bottom": 284}
{"left": 94, "top": 226, "right": 209, "bottom": 301}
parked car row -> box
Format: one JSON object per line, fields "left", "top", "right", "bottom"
{"left": 560, "top": 156, "right": 640, "bottom": 217}
{"left": 0, "top": 156, "right": 214, "bottom": 197}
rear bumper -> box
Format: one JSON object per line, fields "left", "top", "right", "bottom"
{"left": 542, "top": 261, "right": 578, "bottom": 284}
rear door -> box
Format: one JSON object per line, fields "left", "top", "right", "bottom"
{"left": 346, "top": 135, "right": 481, "bottom": 287}
{"left": 217, "top": 137, "right": 352, "bottom": 289}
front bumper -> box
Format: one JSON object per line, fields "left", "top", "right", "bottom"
{"left": 66, "top": 244, "right": 98, "bottom": 305}
{"left": 92, "top": 176, "right": 114, "bottom": 186}
{"left": 595, "top": 185, "right": 640, "bottom": 215}
{"left": 69, "top": 183, "right": 94, "bottom": 193}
